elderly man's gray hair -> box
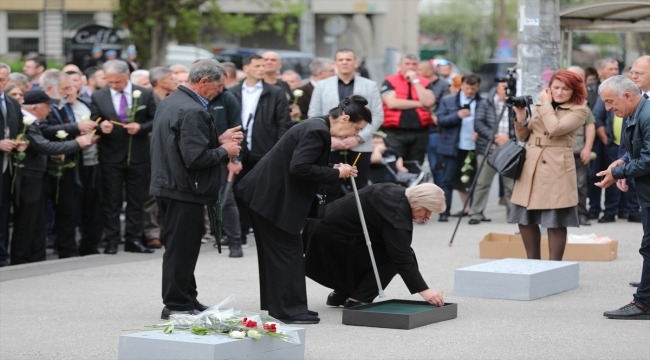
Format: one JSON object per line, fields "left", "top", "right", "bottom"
{"left": 149, "top": 67, "right": 172, "bottom": 87}
{"left": 0, "top": 62, "right": 11, "bottom": 74}
{"left": 42, "top": 70, "right": 70, "bottom": 90}
{"left": 9, "top": 72, "right": 30, "bottom": 87}
{"left": 104, "top": 60, "right": 130, "bottom": 76}
{"left": 400, "top": 54, "right": 419, "bottom": 62}
{"left": 188, "top": 59, "right": 226, "bottom": 84}
{"left": 130, "top": 70, "right": 150, "bottom": 84}
{"left": 309, "top": 58, "right": 332, "bottom": 76}
{"left": 594, "top": 58, "right": 617, "bottom": 70}
{"left": 598, "top": 75, "right": 640, "bottom": 98}
{"left": 169, "top": 64, "right": 189, "bottom": 73}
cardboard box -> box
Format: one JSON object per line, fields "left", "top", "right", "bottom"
{"left": 118, "top": 327, "right": 305, "bottom": 360}
{"left": 454, "top": 258, "right": 579, "bottom": 300}
{"left": 479, "top": 233, "right": 618, "bottom": 261}
{"left": 342, "top": 300, "right": 457, "bottom": 330}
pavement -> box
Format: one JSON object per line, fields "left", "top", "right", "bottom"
{"left": 1, "top": 184, "right": 649, "bottom": 360}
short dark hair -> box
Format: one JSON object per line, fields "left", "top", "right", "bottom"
{"left": 84, "top": 66, "right": 102, "bottom": 79}
{"left": 461, "top": 74, "right": 481, "bottom": 85}
{"left": 335, "top": 49, "right": 356, "bottom": 60}
{"left": 28, "top": 56, "right": 47, "bottom": 70}
{"left": 243, "top": 54, "right": 263, "bottom": 66}
{"left": 65, "top": 70, "right": 79, "bottom": 77}
{"left": 328, "top": 94, "right": 372, "bottom": 124}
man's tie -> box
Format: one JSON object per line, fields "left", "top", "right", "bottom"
{"left": 119, "top": 92, "right": 128, "bottom": 124}
{"left": 644, "top": 93, "right": 648, "bottom": 100}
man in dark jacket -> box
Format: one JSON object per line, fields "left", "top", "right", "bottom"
{"left": 596, "top": 76, "right": 650, "bottom": 320}
{"left": 150, "top": 59, "right": 242, "bottom": 319}
{"left": 436, "top": 74, "right": 482, "bottom": 221}
{"left": 12, "top": 91, "right": 92, "bottom": 265}
{"left": 296, "top": 58, "right": 335, "bottom": 120}
{"left": 91, "top": 60, "right": 158, "bottom": 255}
{"left": 207, "top": 88, "right": 243, "bottom": 256}
{"left": 468, "top": 82, "right": 515, "bottom": 224}
{"left": 0, "top": 62, "right": 24, "bottom": 266}
{"left": 230, "top": 54, "right": 292, "bottom": 247}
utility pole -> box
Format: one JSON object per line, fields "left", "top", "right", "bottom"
{"left": 299, "top": 0, "right": 315, "bottom": 54}
{"left": 517, "top": 0, "right": 561, "bottom": 101}
{"left": 498, "top": 0, "right": 506, "bottom": 40}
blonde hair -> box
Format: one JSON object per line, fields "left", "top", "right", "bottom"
{"left": 405, "top": 183, "right": 446, "bottom": 213}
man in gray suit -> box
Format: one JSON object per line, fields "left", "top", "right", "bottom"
{"left": 308, "top": 49, "right": 383, "bottom": 202}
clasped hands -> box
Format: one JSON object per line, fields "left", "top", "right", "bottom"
{"left": 595, "top": 159, "right": 627, "bottom": 192}
{"left": 0, "top": 139, "right": 28, "bottom": 152}
{"left": 219, "top": 125, "right": 244, "bottom": 158}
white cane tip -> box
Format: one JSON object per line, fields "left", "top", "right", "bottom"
{"left": 378, "top": 291, "right": 386, "bottom": 298}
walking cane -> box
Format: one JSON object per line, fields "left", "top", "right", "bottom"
{"left": 349, "top": 153, "right": 386, "bottom": 299}
{"left": 221, "top": 169, "right": 234, "bottom": 211}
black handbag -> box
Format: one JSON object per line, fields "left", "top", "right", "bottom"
{"left": 487, "top": 139, "right": 526, "bottom": 180}
{"left": 307, "top": 194, "right": 326, "bottom": 219}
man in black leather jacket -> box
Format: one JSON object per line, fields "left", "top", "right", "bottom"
{"left": 150, "top": 59, "right": 242, "bottom": 320}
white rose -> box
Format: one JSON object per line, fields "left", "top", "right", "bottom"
{"left": 229, "top": 331, "right": 245, "bottom": 339}
{"left": 460, "top": 174, "right": 470, "bottom": 183}
{"left": 247, "top": 330, "right": 262, "bottom": 339}
{"left": 56, "top": 130, "right": 69, "bottom": 140}
{"left": 293, "top": 89, "right": 304, "bottom": 98}
{"left": 81, "top": 115, "right": 91, "bottom": 121}
{"left": 132, "top": 90, "right": 142, "bottom": 99}
{"left": 23, "top": 117, "right": 35, "bottom": 127}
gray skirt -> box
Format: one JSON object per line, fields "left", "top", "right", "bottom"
{"left": 508, "top": 204, "right": 579, "bottom": 228}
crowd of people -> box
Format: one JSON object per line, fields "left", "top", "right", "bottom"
{"left": 1, "top": 48, "right": 649, "bottom": 321}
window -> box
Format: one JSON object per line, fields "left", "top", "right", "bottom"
{"left": 8, "top": 38, "right": 40, "bottom": 53}
{"left": 65, "top": 13, "right": 95, "bottom": 30}
{"left": 8, "top": 12, "right": 39, "bottom": 30}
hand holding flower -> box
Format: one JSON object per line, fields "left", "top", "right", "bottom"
{"left": 0, "top": 139, "right": 16, "bottom": 152}
{"left": 15, "top": 140, "right": 28, "bottom": 152}
{"left": 78, "top": 120, "right": 97, "bottom": 134}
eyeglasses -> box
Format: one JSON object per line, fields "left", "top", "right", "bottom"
{"left": 629, "top": 70, "right": 648, "bottom": 77}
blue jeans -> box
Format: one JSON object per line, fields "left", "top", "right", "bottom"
{"left": 634, "top": 208, "right": 650, "bottom": 306}
{"left": 589, "top": 142, "right": 620, "bottom": 215}
{"left": 427, "top": 132, "right": 443, "bottom": 186}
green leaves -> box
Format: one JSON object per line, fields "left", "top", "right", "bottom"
{"left": 163, "top": 325, "right": 174, "bottom": 334}
{"left": 190, "top": 326, "right": 211, "bottom": 336}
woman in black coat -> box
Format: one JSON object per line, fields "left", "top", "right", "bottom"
{"left": 303, "top": 183, "right": 446, "bottom": 308}
{"left": 237, "top": 95, "right": 372, "bottom": 324}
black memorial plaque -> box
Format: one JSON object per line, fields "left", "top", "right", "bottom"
{"left": 342, "top": 300, "right": 457, "bottom": 330}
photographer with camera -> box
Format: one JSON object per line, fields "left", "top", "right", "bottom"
{"left": 509, "top": 70, "right": 589, "bottom": 261}
{"left": 468, "top": 80, "right": 516, "bottom": 224}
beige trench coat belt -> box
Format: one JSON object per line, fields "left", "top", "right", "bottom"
{"left": 526, "top": 136, "right": 576, "bottom": 148}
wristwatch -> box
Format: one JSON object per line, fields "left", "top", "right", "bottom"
{"left": 231, "top": 157, "right": 241, "bottom": 164}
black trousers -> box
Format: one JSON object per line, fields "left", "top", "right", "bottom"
{"left": 77, "top": 164, "right": 103, "bottom": 254}
{"left": 157, "top": 196, "right": 204, "bottom": 310}
{"left": 11, "top": 174, "right": 47, "bottom": 265}
{"left": 234, "top": 157, "right": 257, "bottom": 243}
{"left": 101, "top": 162, "right": 149, "bottom": 245}
{"left": 384, "top": 129, "right": 430, "bottom": 163}
{"left": 324, "top": 151, "right": 370, "bottom": 204}
{"left": 249, "top": 209, "right": 308, "bottom": 318}
{"left": 47, "top": 168, "right": 78, "bottom": 258}
{"left": 0, "top": 170, "right": 13, "bottom": 265}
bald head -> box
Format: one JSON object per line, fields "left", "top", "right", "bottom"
{"left": 417, "top": 60, "right": 435, "bottom": 80}
{"left": 631, "top": 55, "right": 650, "bottom": 92}
{"left": 567, "top": 66, "right": 586, "bottom": 82}
{"left": 262, "top": 51, "right": 282, "bottom": 76}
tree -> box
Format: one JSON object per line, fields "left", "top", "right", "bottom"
{"left": 420, "top": 0, "right": 518, "bottom": 71}
{"left": 116, "top": 0, "right": 303, "bottom": 68}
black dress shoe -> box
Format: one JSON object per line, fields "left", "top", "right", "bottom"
{"left": 481, "top": 216, "right": 492, "bottom": 222}
{"left": 603, "top": 301, "right": 650, "bottom": 320}
{"left": 618, "top": 211, "right": 629, "bottom": 219}
{"left": 598, "top": 214, "right": 616, "bottom": 223}
{"left": 439, "top": 213, "right": 449, "bottom": 222}
{"left": 104, "top": 243, "right": 118, "bottom": 255}
{"left": 276, "top": 313, "right": 320, "bottom": 324}
{"left": 344, "top": 299, "right": 371, "bottom": 309}
{"left": 630, "top": 281, "right": 640, "bottom": 287}
{"left": 161, "top": 307, "right": 200, "bottom": 320}
{"left": 450, "top": 211, "right": 469, "bottom": 217}
{"left": 326, "top": 292, "right": 347, "bottom": 306}
{"left": 229, "top": 244, "right": 243, "bottom": 258}
{"left": 307, "top": 310, "right": 318, "bottom": 317}
{"left": 194, "top": 300, "right": 210, "bottom": 312}
{"left": 79, "top": 248, "right": 101, "bottom": 256}
{"left": 628, "top": 215, "right": 642, "bottom": 223}
{"left": 125, "top": 240, "right": 155, "bottom": 253}
{"left": 468, "top": 219, "right": 480, "bottom": 225}
{"left": 578, "top": 215, "right": 591, "bottom": 226}
{"left": 588, "top": 212, "right": 600, "bottom": 220}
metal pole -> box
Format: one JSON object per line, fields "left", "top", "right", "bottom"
{"left": 567, "top": 30, "right": 573, "bottom": 67}
{"left": 350, "top": 172, "right": 386, "bottom": 299}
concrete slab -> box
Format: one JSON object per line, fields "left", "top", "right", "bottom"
{"left": 454, "top": 258, "right": 579, "bottom": 300}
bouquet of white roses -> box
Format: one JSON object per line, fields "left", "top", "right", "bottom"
{"left": 130, "top": 294, "right": 299, "bottom": 344}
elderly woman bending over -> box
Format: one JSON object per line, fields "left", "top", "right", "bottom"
{"left": 303, "top": 183, "right": 446, "bottom": 308}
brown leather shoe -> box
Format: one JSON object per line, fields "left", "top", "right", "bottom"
{"left": 146, "top": 238, "right": 162, "bottom": 248}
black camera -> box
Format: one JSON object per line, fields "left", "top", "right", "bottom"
{"left": 505, "top": 95, "right": 533, "bottom": 108}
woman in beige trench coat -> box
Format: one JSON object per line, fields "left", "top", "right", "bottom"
{"left": 510, "top": 70, "right": 589, "bottom": 260}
